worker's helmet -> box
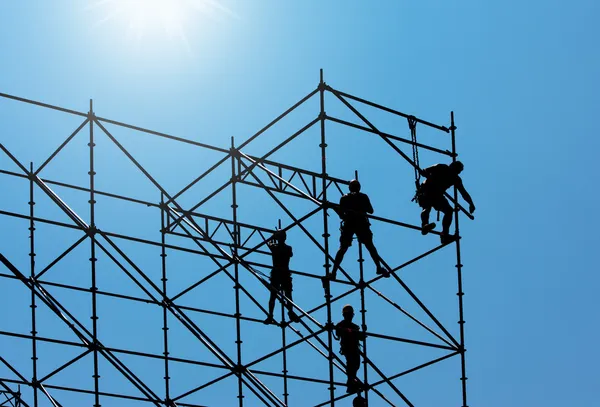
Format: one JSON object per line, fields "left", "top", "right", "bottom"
{"left": 349, "top": 179, "right": 361, "bottom": 193}
{"left": 342, "top": 304, "right": 354, "bottom": 315}
{"left": 449, "top": 161, "right": 464, "bottom": 174}
{"left": 353, "top": 395, "right": 367, "bottom": 407}
{"left": 275, "top": 230, "right": 287, "bottom": 241}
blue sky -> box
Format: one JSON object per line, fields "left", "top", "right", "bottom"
{"left": 1, "top": 1, "right": 599, "bottom": 406}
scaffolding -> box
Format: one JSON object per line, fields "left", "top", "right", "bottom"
{"left": 0, "top": 383, "right": 23, "bottom": 407}
{"left": 0, "top": 71, "right": 471, "bottom": 406}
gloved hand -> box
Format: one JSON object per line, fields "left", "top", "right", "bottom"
{"left": 469, "top": 203, "right": 476, "bottom": 214}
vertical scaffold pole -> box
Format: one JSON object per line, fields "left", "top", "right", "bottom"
{"left": 450, "top": 111, "right": 468, "bottom": 407}
{"left": 356, "top": 170, "right": 369, "bottom": 403}
{"left": 231, "top": 137, "right": 244, "bottom": 406}
{"left": 358, "top": 246, "right": 369, "bottom": 404}
{"left": 358, "top": 255, "right": 369, "bottom": 405}
{"left": 88, "top": 100, "right": 101, "bottom": 407}
{"left": 318, "top": 68, "right": 336, "bottom": 405}
{"left": 160, "top": 193, "right": 171, "bottom": 405}
{"left": 280, "top": 293, "right": 289, "bottom": 405}
{"left": 278, "top": 219, "right": 290, "bottom": 405}
{"left": 28, "top": 162, "right": 38, "bottom": 407}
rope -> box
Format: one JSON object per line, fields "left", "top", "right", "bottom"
{"left": 408, "top": 116, "right": 421, "bottom": 203}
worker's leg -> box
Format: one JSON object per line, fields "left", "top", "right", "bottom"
{"left": 330, "top": 226, "right": 353, "bottom": 278}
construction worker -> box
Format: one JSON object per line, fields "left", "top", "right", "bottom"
{"left": 334, "top": 304, "right": 365, "bottom": 394}
{"left": 263, "top": 230, "right": 300, "bottom": 324}
{"left": 327, "top": 180, "right": 389, "bottom": 280}
{"left": 417, "top": 161, "right": 475, "bottom": 244}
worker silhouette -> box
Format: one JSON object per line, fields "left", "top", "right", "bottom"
{"left": 353, "top": 395, "right": 367, "bottom": 407}
{"left": 334, "top": 304, "right": 365, "bottom": 394}
{"left": 418, "top": 161, "right": 475, "bottom": 244}
{"left": 327, "top": 180, "right": 389, "bottom": 280}
{"left": 264, "top": 230, "right": 300, "bottom": 325}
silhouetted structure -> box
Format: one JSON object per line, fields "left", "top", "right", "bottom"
{"left": 418, "top": 161, "right": 476, "bottom": 243}
{"left": 327, "top": 180, "right": 389, "bottom": 280}
{"left": 0, "top": 70, "right": 472, "bottom": 406}
{"left": 0, "top": 383, "right": 23, "bottom": 407}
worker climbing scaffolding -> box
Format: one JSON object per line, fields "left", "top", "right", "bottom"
{"left": 334, "top": 304, "right": 365, "bottom": 394}
{"left": 263, "top": 230, "right": 300, "bottom": 324}
{"left": 325, "top": 179, "right": 390, "bottom": 280}
{"left": 417, "top": 161, "right": 476, "bottom": 244}
{"left": 406, "top": 113, "right": 475, "bottom": 243}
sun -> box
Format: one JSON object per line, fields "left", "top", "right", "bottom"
{"left": 124, "top": 0, "right": 185, "bottom": 38}
{"left": 91, "top": 0, "right": 186, "bottom": 40}
{"left": 90, "top": 0, "right": 236, "bottom": 48}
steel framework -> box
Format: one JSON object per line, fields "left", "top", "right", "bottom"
{"left": 0, "top": 71, "right": 471, "bottom": 406}
{"left": 0, "top": 383, "right": 22, "bottom": 407}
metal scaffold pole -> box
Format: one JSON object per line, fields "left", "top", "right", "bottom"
{"left": 358, "top": 241, "right": 369, "bottom": 405}
{"left": 451, "top": 112, "right": 469, "bottom": 407}
{"left": 28, "top": 162, "right": 38, "bottom": 407}
{"left": 160, "top": 193, "right": 172, "bottom": 406}
{"left": 318, "top": 69, "right": 337, "bottom": 406}
{"left": 231, "top": 137, "right": 244, "bottom": 406}
{"left": 88, "top": 99, "right": 101, "bottom": 407}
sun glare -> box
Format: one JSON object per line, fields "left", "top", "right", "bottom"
{"left": 123, "top": 0, "right": 184, "bottom": 38}
{"left": 91, "top": 0, "right": 236, "bottom": 50}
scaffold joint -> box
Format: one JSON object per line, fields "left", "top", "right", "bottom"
{"left": 229, "top": 147, "right": 241, "bottom": 157}
{"left": 232, "top": 364, "right": 246, "bottom": 374}
{"left": 86, "top": 225, "right": 98, "bottom": 236}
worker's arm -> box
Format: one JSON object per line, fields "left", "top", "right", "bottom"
{"left": 364, "top": 195, "right": 374, "bottom": 214}
{"left": 324, "top": 199, "right": 344, "bottom": 218}
{"left": 422, "top": 165, "right": 436, "bottom": 178}
{"left": 266, "top": 235, "right": 277, "bottom": 251}
{"left": 456, "top": 179, "right": 475, "bottom": 214}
